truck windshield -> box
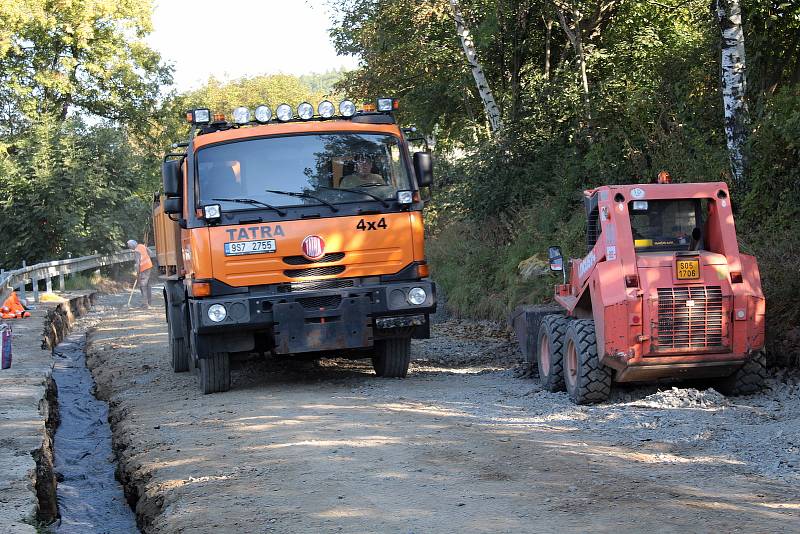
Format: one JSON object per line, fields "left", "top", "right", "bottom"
{"left": 629, "top": 199, "right": 703, "bottom": 252}
{"left": 196, "top": 133, "right": 411, "bottom": 209}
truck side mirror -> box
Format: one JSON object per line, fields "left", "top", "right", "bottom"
{"left": 162, "top": 159, "right": 181, "bottom": 197}
{"left": 548, "top": 246, "right": 563, "bottom": 272}
{"left": 163, "top": 197, "right": 182, "bottom": 215}
{"left": 413, "top": 151, "right": 434, "bottom": 188}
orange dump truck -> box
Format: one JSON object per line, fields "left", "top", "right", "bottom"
{"left": 512, "top": 175, "right": 766, "bottom": 404}
{"left": 153, "top": 99, "right": 436, "bottom": 393}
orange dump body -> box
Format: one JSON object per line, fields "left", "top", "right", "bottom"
{"left": 555, "top": 182, "right": 765, "bottom": 382}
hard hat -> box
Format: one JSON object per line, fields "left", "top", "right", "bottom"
{"left": 127, "top": 240, "right": 138, "bottom": 248}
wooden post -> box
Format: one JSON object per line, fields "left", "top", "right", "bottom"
{"left": 32, "top": 276, "right": 39, "bottom": 302}
{"left": 58, "top": 274, "right": 65, "bottom": 291}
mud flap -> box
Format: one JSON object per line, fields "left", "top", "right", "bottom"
{"left": 272, "top": 297, "right": 373, "bottom": 354}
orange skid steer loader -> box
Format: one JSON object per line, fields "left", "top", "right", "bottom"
{"left": 512, "top": 175, "right": 766, "bottom": 404}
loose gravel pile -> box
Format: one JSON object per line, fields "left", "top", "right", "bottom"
{"left": 409, "top": 318, "right": 800, "bottom": 484}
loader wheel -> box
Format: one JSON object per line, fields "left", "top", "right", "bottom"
{"left": 199, "top": 352, "right": 230, "bottom": 394}
{"left": 536, "top": 315, "right": 568, "bottom": 392}
{"left": 716, "top": 351, "right": 767, "bottom": 396}
{"left": 372, "top": 336, "right": 412, "bottom": 378}
{"left": 564, "top": 320, "right": 612, "bottom": 404}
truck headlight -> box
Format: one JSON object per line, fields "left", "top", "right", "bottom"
{"left": 207, "top": 304, "right": 227, "bottom": 323}
{"left": 397, "top": 190, "right": 413, "bottom": 204}
{"left": 407, "top": 287, "right": 426, "bottom": 305}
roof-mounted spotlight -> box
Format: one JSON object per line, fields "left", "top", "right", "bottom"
{"left": 339, "top": 100, "right": 356, "bottom": 117}
{"left": 232, "top": 107, "right": 250, "bottom": 124}
{"left": 188, "top": 108, "right": 211, "bottom": 125}
{"left": 254, "top": 105, "right": 272, "bottom": 123}
{"left": 276, "top": 103, "right": 293, "bottom": 122}
{"left": 318, "top": 100, "right": 335, "bottom": 118}
{"left": 297, "top": 102, "right": 314, "bottom": 120}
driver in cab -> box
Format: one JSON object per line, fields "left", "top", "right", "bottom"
{"left": 340, "top": 155, "right": 385, "bottom": 188}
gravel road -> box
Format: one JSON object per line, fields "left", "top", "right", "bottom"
{"left": 82, "top": 293, "right": 799, "bottom": 533}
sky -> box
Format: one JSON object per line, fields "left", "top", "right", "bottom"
{"left": 147, "top": 0, "right": 360, "bottom": 92}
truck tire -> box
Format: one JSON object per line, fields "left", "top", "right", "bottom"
{"left": 199, "top": 352, "right": 230, "bottom": 394}
{"left": 167, "top": 307, "right": 190, "bottom": 373}
{"left": 372, "top": 336, "right": 411, "bottom": 378}
{"left": 564, "top": 320, "right": 612, "bottom": 404}
{"left": 536, "top": 314, "right": 568, "bottom": 392}
{"left": 716, "top": 351, "right": 767, "bottom": 396}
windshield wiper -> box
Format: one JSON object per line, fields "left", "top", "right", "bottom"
{"left": 316, "top": 185, "right": 390, "bottom": 208}
{"left": 265, "top": 189, "right": 339, "bottom": 212}
{"left": 211, "top": 197, "right": 286, "bottom": 216}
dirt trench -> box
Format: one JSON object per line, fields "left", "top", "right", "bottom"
{"left": 84, "top": 292, "right": 799, "bottom": 533}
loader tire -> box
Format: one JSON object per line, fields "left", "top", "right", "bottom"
{"left": 564, "top": 320, "right": 612, "bottom": 404}
{"left": 199, "top": 352, "right": 230, "bottom": 394}
{"left": 716, "top": 351, "right": 767, "bottom": 396}
{"left": 536, "top": 315, "right": 568, "bottom": 392}
{"left": 372, "top": 336, "right": 412, "bottom": 378}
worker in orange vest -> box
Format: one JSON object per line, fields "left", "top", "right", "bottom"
{"left": 127, "top": 240, "right": 153, "bottom": 308}
{"left": 1, "top": 291, "right": 31, "bottom": 319}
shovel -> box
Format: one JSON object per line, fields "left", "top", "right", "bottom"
{"left": 127, "top": 275, "right": 138, "bottom": 307}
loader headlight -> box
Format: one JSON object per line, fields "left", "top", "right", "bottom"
{"left": 407, "top": 287, "right": 427, "bottom": 305}
{"left": 207, "top": 304, "right": 227, "bottom": 323}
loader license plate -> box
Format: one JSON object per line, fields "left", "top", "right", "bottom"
{"left": 676, "top": 259, "right": 700, "bottom": 280}
{"left": 224, "top": 239, "right": 276, "bottom": 256}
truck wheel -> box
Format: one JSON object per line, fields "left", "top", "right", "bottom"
{"left": 536, "top": 314, "right": 568, "bottom": 392}
{"left": 372, "top": 336, "right": 411, "bottom": 378}
{"left": 199, "top": 352, "right": 230, "bottom": 394}
{"left": 564, "top": 320, "right": 612, "bottom": 404}
{"left": 167, "top": 308, "right": 190, "bottom": 372}
{"left": 716, "top": 351, "right": 767, "bottom": 396}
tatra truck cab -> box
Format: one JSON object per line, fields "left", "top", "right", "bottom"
{"left": 153, "top": 99, "right": 436, "bottom": 393}
{"left": 512, "top": 174, "right": 766, "bottom": 404}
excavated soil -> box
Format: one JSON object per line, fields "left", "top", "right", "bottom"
{"left": 83, "top": 293, "right": 799, "bottom": 533}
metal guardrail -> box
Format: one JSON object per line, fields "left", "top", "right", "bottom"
{"left": 0, "top": 250, "right": 135, "bottom": 304}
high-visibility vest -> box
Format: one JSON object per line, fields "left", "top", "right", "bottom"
{"left": 135, "top": 244, "right": 153, "bottom": 272}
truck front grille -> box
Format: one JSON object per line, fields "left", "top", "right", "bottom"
{"left": 283, "top": 252, "right": 345, "bottom": 265}
{"left": 284, "top": 265, "right": 346, "bottom": 278}
{"left": 297, "top": 295, "right": 342, "bottom": 310}
{"left": 655, "top": 286, "right": 726, "bottom": 351}
{"left": 277, "top": 279, "right": 355, "bottom": 293}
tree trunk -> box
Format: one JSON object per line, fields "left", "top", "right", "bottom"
{"left": 450, "top": 0, "right": 503, "bottom": 133}
{"left": 544, "top": 17, "right": 553, "bottom": 80}
{"left": 715, "top": 0, "right": 749, "bottom": 187}
{"left": 555, "top": 5, "right": 592, "bottom": 121}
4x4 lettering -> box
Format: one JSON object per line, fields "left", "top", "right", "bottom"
{"left": 356, "top": 217, "right": 388, "bottom": 231}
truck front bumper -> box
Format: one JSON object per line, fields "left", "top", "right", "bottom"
{"left": 188, "top": 279, "right": 436, "bottom": 356}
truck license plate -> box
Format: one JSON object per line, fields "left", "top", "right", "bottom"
{"left": 224, "top": 239, "right": 276, "bottom": 256}
{"left": 676, "top": 259, "right": 700, "bottom": 280}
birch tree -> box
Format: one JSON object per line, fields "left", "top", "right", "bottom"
{"left": 714, "top": 0, "right": 749, "bottom": 187}
{"left": 449, "top": 0, "right": 504, "bottom": 133}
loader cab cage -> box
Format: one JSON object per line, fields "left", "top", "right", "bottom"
{"left": 629, "top": 198, "right": 707, "bottom": 252}
{"left": 585, "top": 193, "right": 601, "bottom": 252}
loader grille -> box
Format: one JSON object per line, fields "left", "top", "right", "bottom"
{"left": 655, "top": 286, "right": 726, "bottom": 350}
